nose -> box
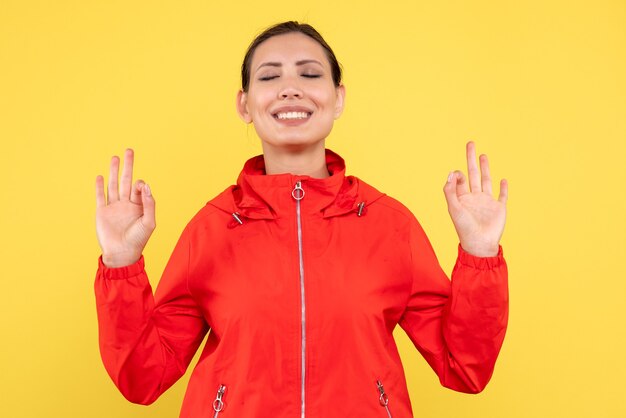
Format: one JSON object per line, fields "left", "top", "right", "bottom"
{"left": 278, "top": 77, "right": 303, "bottom": 99}
{"left": 279, "top": 87, "right": 302, "bottom": 99}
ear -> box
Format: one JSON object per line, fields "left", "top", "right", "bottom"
{"left": 236, "top": 90, "right": 252, "bottom": 123}
{"left": 333, "top": 84, "right": 346, "bottom": 119}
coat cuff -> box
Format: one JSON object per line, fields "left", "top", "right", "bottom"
{"left": 456, "top": 244, "right": 504, "bottom": 270}
{"left": 97, "top": 255, "right": 145, "bottom": 280}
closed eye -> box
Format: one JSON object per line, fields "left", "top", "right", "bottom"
{"left": 259, "top": 75, "right": 279, "bottom": 81}
{"left": 302, "top": 74, "right": 321, "bottom": 78}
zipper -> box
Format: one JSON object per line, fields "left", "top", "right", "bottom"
{"left": 376, "top": 380, "right": 393, "bottom": 418}
{"left": 212, "top": 384, "right": 226, "bottom": 418}
{"left": 292, "top": 180, "right": 306, "bottom": 418}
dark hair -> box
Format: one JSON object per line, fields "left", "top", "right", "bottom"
{"left": 241, "top": 21, "right": 342, "bottom": 92}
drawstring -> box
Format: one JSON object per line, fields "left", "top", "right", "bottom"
{"left": 229, "top": 202, "right": 366, "bottom": 227}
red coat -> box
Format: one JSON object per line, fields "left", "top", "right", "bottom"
{"left": 95, "top": 149, "right": 508, "bottom": 418}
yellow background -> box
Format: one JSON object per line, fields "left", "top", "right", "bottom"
{"left": 1, "top": 1, "right": 625, "bottom": 417}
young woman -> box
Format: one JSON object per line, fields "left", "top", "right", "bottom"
{"left": 95, "top": 21, "right": 508, "bottom": 418}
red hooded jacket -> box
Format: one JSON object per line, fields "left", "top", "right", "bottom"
{"left": 95, "top": 149, "right": 508, "bottom": 418}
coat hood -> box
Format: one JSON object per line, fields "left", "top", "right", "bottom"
{"left": 208, "top": 149, "right": 385, "bottom": 221}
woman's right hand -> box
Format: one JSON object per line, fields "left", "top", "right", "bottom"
{"left": 95, "top": 149, "right": 156, "bottom": 268}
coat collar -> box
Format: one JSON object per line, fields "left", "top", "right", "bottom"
{"left": 209, "top": 149, "right": 384, "bottom": 221}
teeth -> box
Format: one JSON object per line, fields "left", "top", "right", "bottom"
{"left": 276, "top": 111, "right": 310, "bottom": 120}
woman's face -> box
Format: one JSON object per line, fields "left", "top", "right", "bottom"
{"left": 237, "top": 32, "right": 345, "bottom": 151}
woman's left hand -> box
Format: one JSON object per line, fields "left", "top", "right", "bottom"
{"left": 443, "top": 141, "right": 508, "bottom": 257}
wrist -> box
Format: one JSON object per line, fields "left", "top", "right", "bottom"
{"left": 102, "top": 252, "right": 141, "bottom": 268}
{"left": 460, "top": 242, "right": 500, "bottom": 257}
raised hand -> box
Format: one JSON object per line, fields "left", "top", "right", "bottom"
{"left": 95, "top": 149, "right": 156, "bottom": 267}
{"left": 443, "top": 142, "right": 508, "bottom": 257}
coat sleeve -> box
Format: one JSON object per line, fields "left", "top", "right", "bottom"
{"left": 94, "top": 226, "right": 209, "bottom": 405}
{"left": 398, "top": 216, "right": 508, "bottom": 394}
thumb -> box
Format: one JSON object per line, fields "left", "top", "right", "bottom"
{"left": 140, "top": 183, "right": 156, "bottom": 231}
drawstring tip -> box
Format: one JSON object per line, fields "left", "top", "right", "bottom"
{"left": 357, "top": 202, "right": 366, "bottom": 217}
{"left": 231, "top": 212, "right": 243, "bottom": 225}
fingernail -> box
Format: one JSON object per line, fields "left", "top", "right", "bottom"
{"left": 447, "top": 172, "right": 453, "bottom": 183}
{"left": 145, "top": 184, "right": 151, "bottom": 196}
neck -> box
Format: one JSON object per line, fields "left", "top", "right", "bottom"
{"left": 261, "top": 142, "right": 330, "bottom": 178}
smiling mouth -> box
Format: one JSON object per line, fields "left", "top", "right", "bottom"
{"left": 273, "top": 111, "right": 312, "bottom": 120}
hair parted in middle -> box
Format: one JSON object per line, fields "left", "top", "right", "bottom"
{"left": 240, "top": 21, "right": 343, "bottom": 92}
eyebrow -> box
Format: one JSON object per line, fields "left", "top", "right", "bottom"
{"left": 255, "top": 59, "right": 323, "bottom": 73}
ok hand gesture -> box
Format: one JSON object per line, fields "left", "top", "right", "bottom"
{"left": 443, "top": 142, "right": 508, "bottom": 257}
{"left": 95, "top": 149, "right": 156, "bottom": 267}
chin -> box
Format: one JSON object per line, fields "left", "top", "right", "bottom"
{"left": 257, "top": 133, "right": 329, "bottom": 151}
{"left": 262, "top": 138, "right": 325, "bottom": 152}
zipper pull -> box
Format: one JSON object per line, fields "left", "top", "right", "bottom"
{"left": 377, "top": 380, "right": 388, "bottom": 406}
{"left": 292, "top": 180, "right": 305, "bottom": 201}
{"left": 213, "top": 384, "right": 226, "bottom": 416}
{"left": 377, "top": 380, "right": 393, "bottom": 417}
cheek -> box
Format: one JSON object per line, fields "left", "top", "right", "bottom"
{"left": 247, "top": 89, "right": 273, "bottom": 115}
{"left": 311, "top": 88, "right": 337, "bottom": 110}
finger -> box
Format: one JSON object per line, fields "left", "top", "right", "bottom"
{"left": 107, "top": 156, "right": 120, "bottom": 203}
{"left": 466, "top": 141, "right": 481, "bottom": 192}
{"left": 119, "top": 149, "right": 134, "bottom": 200}
{"left": 479, "top": 154, "right": 493, "bottom": 196}
{"left": 130, "top": 179, "right": 144, "bottom": 205}
{"left": 454, "top": 170, "right": 470, "bottom": 196}
{"left": 95, "top": 175, "right": 106, "bottom": 208}
{"left": 443, "top": 172, "right": 462, "bottom": 215}
{"left": 140, "top": 184, "right": 156, "bottom": 231}
{"left": 498, "top": 179, "right": 509, "bottom": 204}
